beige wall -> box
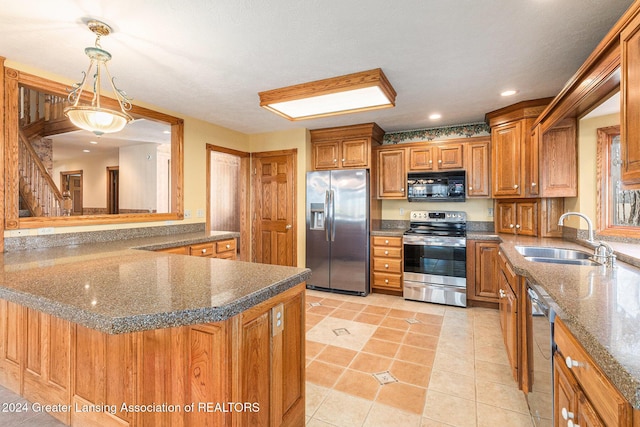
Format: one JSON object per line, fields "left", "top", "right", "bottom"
{"left": 563, "top": 112, "right": 620, "bottom": 229}
{"left": 381, "top": 198, "right": 494, "bottom": 222}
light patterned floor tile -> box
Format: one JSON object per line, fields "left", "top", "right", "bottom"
{"left": 313, "top": 390, "right": 374, "bottom": 427}
{"left": 363, "top": 402, "right": 422, "bottom": 427}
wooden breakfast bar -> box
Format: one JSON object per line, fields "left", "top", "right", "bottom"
{"left": 0, "top": 234, "right": 310, "bottom": 427}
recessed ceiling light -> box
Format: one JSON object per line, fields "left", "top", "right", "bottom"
{"left": 163, "top": 130, "right": 171, "bottom": 134}
{"left": 83, "top": 149, "right": 90, "bottom": 153}
{"left": 429, "top": 113, "right": 442, "bottom": 120}
{"left": 89, "top": 140, "right": 98, "bottom": 144}
{"left": 501, "top": 90, "right": 518, "bottom": 97}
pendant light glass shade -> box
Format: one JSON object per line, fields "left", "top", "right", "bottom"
{"left": 64, "top": 20, "right": 133, "bottom": 136}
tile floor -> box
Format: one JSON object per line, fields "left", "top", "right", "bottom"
{"left": 0, "top": 289, "right": 534, "bottom": 427}
{"left": 305, "top": 289, "right": 534, "bottom": 427}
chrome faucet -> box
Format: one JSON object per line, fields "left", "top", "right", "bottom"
{"left": 557, "top": 212, "right": 616, "bottom": 267}
{"left": 557, "top": 212, "right": 596, "bottom": 243}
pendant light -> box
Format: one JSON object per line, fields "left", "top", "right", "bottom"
{"left": 64, "top": 20, "right": 133, "bottom": 136}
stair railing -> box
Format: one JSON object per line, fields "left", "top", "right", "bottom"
{"left": 18, "top": 130, "right": 64, "bottom": 217}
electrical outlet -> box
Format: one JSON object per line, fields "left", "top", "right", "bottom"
{"left": 38, "top": 227, "right": 54, "bottom": 235}
{"left": 399, "top": 208, "right": 405, "bottom": 216}
{"left": 184, "top": 209, "right": 192, "bottom": 219}
{"left": 13, "top": 229, "right": 30, "bottom": 237}
{"left": 196, "top": 209, "right": 205, "bottom": 218}
{"left": 488, "top": 207, "right": 494, "bottom": 217}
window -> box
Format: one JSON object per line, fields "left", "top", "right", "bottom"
{"left": 597, "top": 125, "right": 640, "bottom": 235}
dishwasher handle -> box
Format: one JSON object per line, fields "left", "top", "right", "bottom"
{"left": 527, "top": 287, "right": 550, "bottom": 318}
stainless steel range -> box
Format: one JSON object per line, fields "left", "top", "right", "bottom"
{"left": 403, "top": 210, "right": 467, "bottom": 307}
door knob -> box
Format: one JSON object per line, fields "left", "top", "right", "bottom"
{"left": 285, "top": 224, "right": 292, "bottom": 229}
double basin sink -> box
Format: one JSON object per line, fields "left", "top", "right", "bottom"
{"left": 515, "top": 246, "right": 600, "bottom": 266}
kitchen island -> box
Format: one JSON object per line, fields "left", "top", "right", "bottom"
{"left": 0, "top": 232, "right": 310, "bottom": 426}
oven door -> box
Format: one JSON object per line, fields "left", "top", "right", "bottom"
{"left": 403, "top": 236, "right": 467, "bottom": 280}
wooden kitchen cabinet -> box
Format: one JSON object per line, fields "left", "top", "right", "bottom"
{"left": 310, "top": 123, "right": 384, "bottom": 170}
{"left": 498, "top": 250, "right": 519, "bottom": 384}
{"left": 370, "top": 236, "right": 403, "bottom": 294}
{"left": 487, "top": 99, "right": 569, "bottom": 198}
{"left": 465, "top": 138, "right": 491, "bottom": 197}
{"left": 495, "top": 198, "right": 563, "bottom": 237}
{"left": 554, "top": 318, "right": 632, "bottom": 427}
{"left": 466, "top": 240, "right": 500, "bottom": 307}
{"left": 376, "top": 148, "right": 407, "bottom": 199}
{"left": 621, "top": 11, "right": 640, "bottom": 184}
{"left": 408, "top": 143, "right": 464, "bottom": 171}
{"left": 156, "top": 238, "right": 238, "bottom": 260}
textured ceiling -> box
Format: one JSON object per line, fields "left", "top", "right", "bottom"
{"left": 0, "top": 0, "right": 633, "bottom": 135}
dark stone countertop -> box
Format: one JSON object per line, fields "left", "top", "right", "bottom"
{"left": 0, "top": 231, "right": 310, "bottom": 334}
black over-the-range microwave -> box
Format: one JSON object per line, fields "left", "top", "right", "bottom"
{"left": 407, "top": 171, "right": 466, "bottom": 202}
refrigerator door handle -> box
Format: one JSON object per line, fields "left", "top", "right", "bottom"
{"left": 324, "top": 190, "right": 330, "bottom": 242}
{"left": 330, "top": 189, "right": 336, "bottom": 242}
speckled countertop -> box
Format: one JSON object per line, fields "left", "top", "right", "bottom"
{"left": 496, "top": 235, "right": 640, "bottom": 409}
{"left": 0, "top": 231, "right": 311, "bottom": 335}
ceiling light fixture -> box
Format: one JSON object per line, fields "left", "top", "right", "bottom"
{"left": 258, "top": 68, "right": 396, "bottom": 120}
{"left": 429, "top": 113, "right": 442, "bottom": 120}
{"left": 64, "top": 20, "right": 133, "bottom": 136}
{"left": 501, "top": 89, "right": 518, "bottom": 97}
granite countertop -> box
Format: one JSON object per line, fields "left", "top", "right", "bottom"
{"left": 497, "top": 235, "right": 640, "bottom": 409}
{"left": 0, "top": 232, "right": 311, "bottom": 335}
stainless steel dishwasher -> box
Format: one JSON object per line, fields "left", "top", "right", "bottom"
{"left": 526, "top": 281, "right": 556, "bottom": 427}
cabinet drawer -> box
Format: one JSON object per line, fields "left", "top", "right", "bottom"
{"left": 554, "top": 319, "right": 631, "bottom": 427}
{"left": 372, "top": 236, "right": 402, "bottom": 247}
{"left": 372, "top": 246, "right": 402, "bottom": 258}
{"left": 372, "top": 272, "right": 402, "bottom": 289}
{"left": 190, "top": 242, "right": 216, "bottom": 257}
{"left": 372, "top": 258, "right": 402, "bottom": 273}
{"left": 157, "top": 246, "right": 189, "bottom": 255}
{"left": 216, "top": 239, "right": 237, "bottom": 254}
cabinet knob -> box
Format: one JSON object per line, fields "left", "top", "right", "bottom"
{"left": 515, "top": 224, "right": 521, "bottom": 229}
{"left": 499, "top": 289, "right": 506, "bottom": 298}
{"left": 429, "top": 160, "right": 433, "bottom": 164}
{"left": 401, "top": 188, "right": 405, "bottom": 192}
{"left": 384, "top": 279, "right": 389, "bottom": 284}
{"left": 384, "top": 264, "right": 389, "bottom": 269}
{"left": 384, "top": 239, "right": 389, "bottom": 244}
{"left": 342, "top": 158, "right": 345, "bottom": 162}
{"left": 201, "top": 249, "right": 207, "bottom": 254}
{"left": 384, "top": 250, "right": 389, "bottom": 255}
{"left": 565, "top": 356, "right": 582, "bottom": 369}
{"left": 469, "top": 186, "right": 473, "bottom": 191}
{"left": 509, "top": 224, "right": 514, "bottom": 228}
{"left": 438, "top": 159, "right": 442, "bottom": 163}
{"left": 333, "top": 159, "right": 337, "bottom": 163}
{"left": 531, "top": 182, "right": 537, "bottom": 187}
{"left": 561, "top": 408, "right": 575, "bottom": 421}
{"left": 226, "top": 244, "right": 231, "bottom": 249}
{"left": 513, "top": 184, "right": 519, "bottom": 189}
{"left": 567, "top": 421, "right": 579, "bottom": 427}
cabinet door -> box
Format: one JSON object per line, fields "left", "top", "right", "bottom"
{"left": 492, "top": 122, "right": 523, "bottom": 197}
{"left": 474, "top": 242, "right": 500, "bottom": 300}
{"left": 341, "top": 138, "right": 369, "bottom": 168}
{"left": 496, "top": 201, "right": 517, "bottom": 234}
{"left": 499, "top": 258, "right": 518, "bottom": 383}
{"left": 554, "top": 352, "right": 579, "bottom": 427}
{"left": 516, "top": 201, "right": 538, "bottom": 236}
{"left": 577, "top": 393, "right": 606, "bottom": 427}
{"left": 466, "top": 141, "right": 490, "bottom": 197}
{"left": 408, "top": 146, "right": 434, "bottom": 171}
{"left": 621, "top": 13, "right": 640, "bottom": 184}
{"left": 312, "top": 141, "right": 340, "bottom": 170}
{"left": 540, "top": 119, "right": 577, "bottom": 197}
{"left": 437, "top": 143, "right": 464, "bottom": 169}
{"left": 377, "top": 149, "right": 407, "bottom": 198}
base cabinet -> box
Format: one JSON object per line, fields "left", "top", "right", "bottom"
{"left": 0, "top": 283, "right": 306, "bottom": 427}
{"left": 498, "top": 250, "right": 519, "bottom": 384}
{"left": 156, "top": 238, "right": 238, "bottom": 259}
{"left": 370, "top": 236, "right": 403, "bottom": 294}
{"left": 554, "top": 318, "right": 632, "bottom": 427}
{"left": 466, "top": 240, "right": 500, "bottom": 306}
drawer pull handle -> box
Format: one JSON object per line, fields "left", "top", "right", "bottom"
{"left": 515, "top": 224, "right": 521, "bottom": 229}
{"left": 226, "top": 244, "right": 230, "bottom": 249}
{"left": 509, "top": 224, "right": 514, "bottom": 228}
{"left": 384, "top": 250, "right": 389, "bottom": 255}
{"left": 384, "top": 240, "right": 389, "bottom": 245}
{"left": 469, "top": 186, "right": 473, "bottom": 191}
{"left": 384, "top": 279, "right": 389, "bottom": 284}
{"left": 513, "top": 184, "right": 519, "bottom": 189}
{"left": 561, "top": 407, "right": 574, "bottom": 421}
{"left": 201, "top": 249, "right": 207, "bottom": 254}
{"left": 384, "top": 264, "right": 389, "bottom": 269}
{"left": 565, "top": 356, "right": 581, "bottom": 369}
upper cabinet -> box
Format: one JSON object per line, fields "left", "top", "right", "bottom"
{"left": 621, "top": 11, "right": 640, "bottom": 184}
{"left": 486, "top": 98, "right": 577, "bottom": 198}
{"left": 408, "top": 143, "right": 464, "bottom": 171}
{"left": 466, "top": 139, "right": 491, "bottom": 197}
{"left": 377, "top": 148, "right": 407, "bottom": 199}
{"left": 310, "top": 123, "right": 384, "bottom": 170}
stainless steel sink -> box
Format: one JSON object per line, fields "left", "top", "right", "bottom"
{"left": 523, "top": 256, "right": 600, "bottom": 266}
{"left": 514, "top": 246, "right": 600, "bottom": 266}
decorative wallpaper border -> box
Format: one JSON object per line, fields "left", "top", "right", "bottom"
{"left": 383, "top": 122, "right": 490, "bottom": 144}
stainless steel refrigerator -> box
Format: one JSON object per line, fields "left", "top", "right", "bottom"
{"left": 306, "top": 169, "right": 370, "bottom": 296}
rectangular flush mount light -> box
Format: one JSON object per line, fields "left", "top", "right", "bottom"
{"left": 258, "top": 68, "right": 396, "bottom": 121}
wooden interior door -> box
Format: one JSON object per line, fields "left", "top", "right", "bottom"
{"left": 61, "top": 171, "right": 83, "bottom": 215}
{"left": 252, "top": 150, "right": 296, "bottom": 266}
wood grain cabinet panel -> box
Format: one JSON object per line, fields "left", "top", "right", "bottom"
{"left": 312, "top": 141, "right": 340, "bottom": 169}
{"left": 498, "top": 251, "right": 519, "bottom": 384}
{"left": 0, "top": 300, "right": 22, "bottom": 393}
{"left": 492, "top": 121, "right": 524, "bottom": 197}
{"left": 466, "top": 140, "right": 490, "bottom": 197}
{"left": 310, "top": 123, "right": 384, "bottom": 171}
{"left": 377, "top": 149, "right": 407, "bottom": 199}
{"left": 370, "top": 236, "right": 403, "bottom": 293}
{"left": 466, "top": 241, "right": 500, "bottom": 305}
{"left": 495, "top": 199, "right": 563, "bottom": 237}
{"left": 622, "top": 11, "right": 640, "bottom": 184}
{"left": 537, "top": 119, "right": 577, "bottom": 197}
{"left": 408, "top": 143, "right": 464, "bottom": 171}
